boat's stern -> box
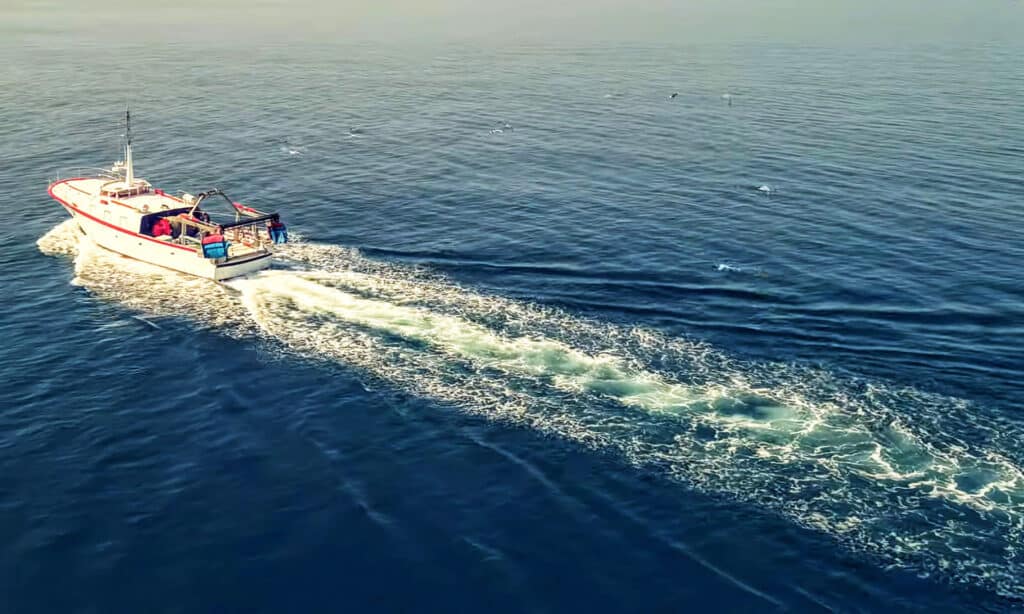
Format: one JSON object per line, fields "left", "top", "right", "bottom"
{"left": 211, "top": 252, "right": 273, "bottom": 281}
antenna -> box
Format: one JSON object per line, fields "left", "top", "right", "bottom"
{"left": 124, "top": 105, "right": 135, "bottom": 185}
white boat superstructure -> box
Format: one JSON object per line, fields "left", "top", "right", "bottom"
{"left": 48, "top": 110, "right": 288, "bottom": 281}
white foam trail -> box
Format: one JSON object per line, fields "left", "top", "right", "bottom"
{"left": 38, "top": 220, "right": 256, "bottom": 334}
{"left": 37, "top": 218, "right": 82, "bottom": 257}
{"left": 37, "top": 221, "right": 1024, "bottom": 599}
{"left": 234, "top": 270, "right": 1024, "bottom": 508}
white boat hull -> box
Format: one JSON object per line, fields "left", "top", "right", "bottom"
{"left": 66, "top": 205, "right": 271, "bottom": 280}
{"left": 49, "top": 178, "right": 273, "bottom": 281}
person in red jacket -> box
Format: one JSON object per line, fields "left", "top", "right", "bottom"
{"left": 152, "top": 218, "right": 172, "bottom": 237}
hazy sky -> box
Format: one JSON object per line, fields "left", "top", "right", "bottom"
{"left": 4, "top": 0, "right": 1024, "bottom": 45}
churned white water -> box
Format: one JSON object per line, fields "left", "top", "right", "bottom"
{"left": 38, "top": 220, "right": 1024, "bottom": 598}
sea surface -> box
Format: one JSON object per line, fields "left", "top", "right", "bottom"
{"left": 2, "top": 35, "right": 1024, "bottom": 613}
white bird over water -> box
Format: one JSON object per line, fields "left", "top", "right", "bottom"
{"left": 757, "top": 184, "right": 774, "bottom": 195}
{"left": 722, "top": 93, "right": 734, "bottom": 106}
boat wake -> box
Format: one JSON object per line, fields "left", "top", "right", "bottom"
{"left": 38, "top": 219, "right": 1024, "bottom": 599}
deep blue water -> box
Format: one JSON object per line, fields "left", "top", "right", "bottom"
{"left": 2, "top": 36, "right": 1024, "bottom": 613}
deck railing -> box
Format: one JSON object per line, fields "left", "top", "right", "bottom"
{"left": 47, "top": 167, "right": 122, "bottom": 185}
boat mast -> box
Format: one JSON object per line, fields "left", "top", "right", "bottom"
{"left": 124, "top": 106, "right": 134, "bottom": 185}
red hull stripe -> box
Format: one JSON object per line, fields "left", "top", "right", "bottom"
{"left": 48, "top": 179, "right": 197, "bottom": 253}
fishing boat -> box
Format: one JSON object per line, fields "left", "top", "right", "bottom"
{"left": 47, "top": 110, "right": 288, "bottom": 281}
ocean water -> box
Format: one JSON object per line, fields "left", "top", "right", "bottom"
{"left": 2, "top": 35, "right": 1024, "bottom": 613}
